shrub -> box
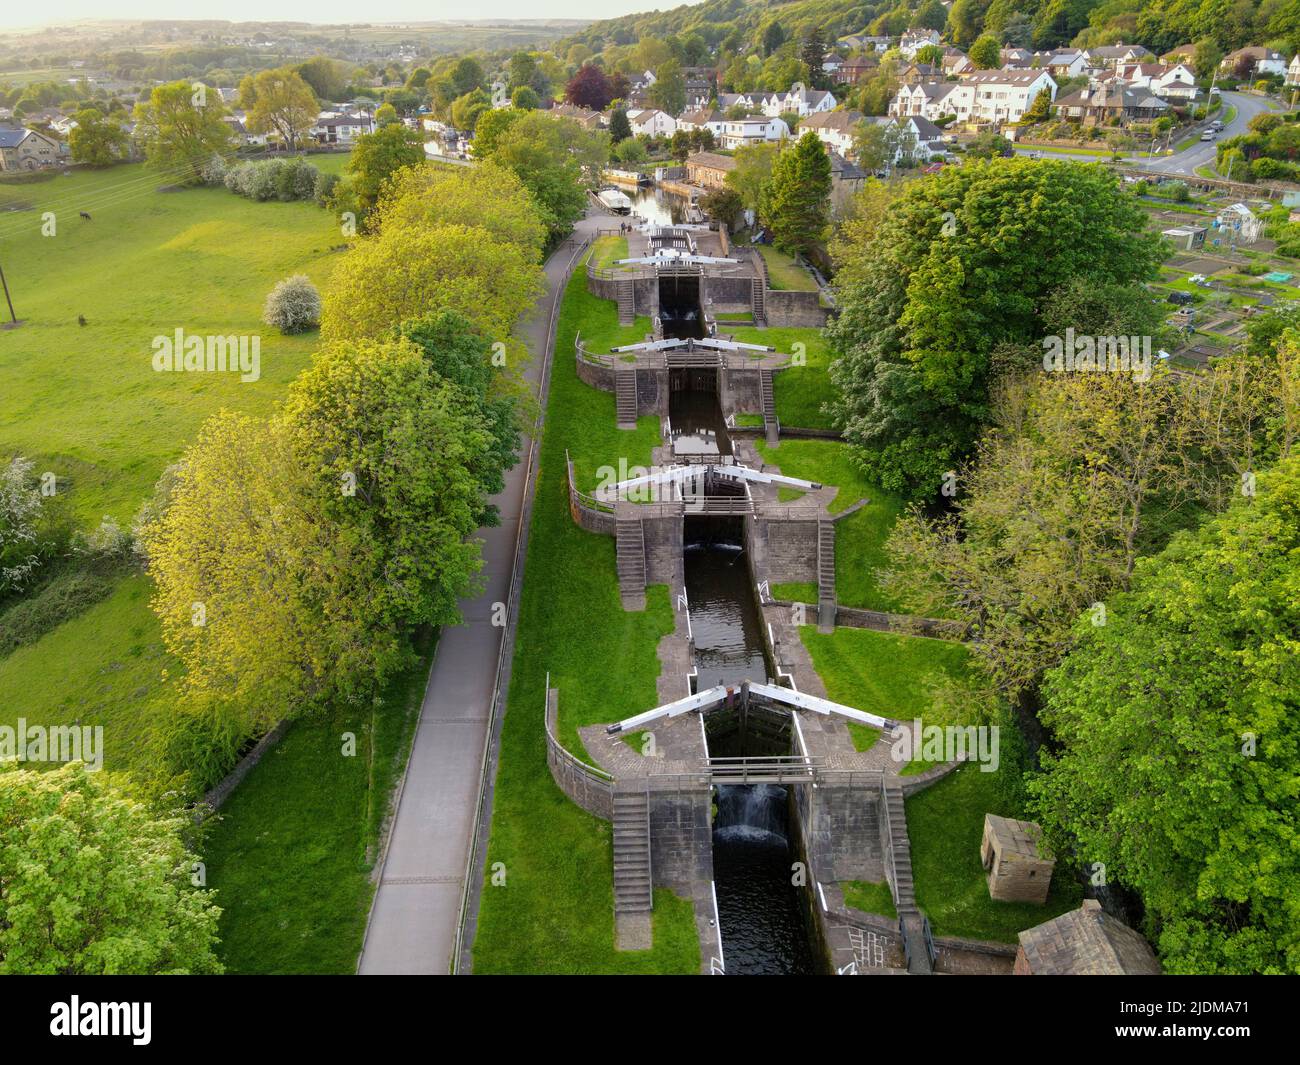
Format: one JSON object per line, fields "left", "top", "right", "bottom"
{"left": 1163, "top": 180, "right": 1190, "bottom": 202}
{"left": 73, "top": 515, "right": 134, "bottom": 560}
{"left": 0, "top": 568, "right": 116, "bottom": 657}
{"left": 275, "top": 156, "right": 318, "bottom": 202}
{"left": 225, "top": 158, "right": 318, "bottom": 202}
{"left": 199, "top": 152, "right": 227, "bottom": 187}
{"left": 313, "top": 169, "right": 339, "bottom": 206}
{"left": 263, "top": 274, "right": 321, "bottom": 334}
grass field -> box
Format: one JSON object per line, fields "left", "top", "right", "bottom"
{"left": 0, "top": 162, "right": 345, "bottom": 525}
{"left": 907, "top": 764, "right": 1082, "bottom": 942}
{"left": 470, "top": 252, "right": 699, "bottom": 974}
{"left": 755, "top": 438, "right": 904, "bottom": 611}
{"left": 758, "top": 245, "right": 817, "bottom": 291}
{"left": 730, "top": 325, "right": 835, "bottom": 430}
{"left": 201, "top": 632, "right": 435, "bottom": 973}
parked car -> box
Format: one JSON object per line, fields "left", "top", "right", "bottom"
{"left": 1200, "top": 130, "right": 1217, "bottom": 141}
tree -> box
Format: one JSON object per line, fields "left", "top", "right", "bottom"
{"left": 322, "top": 223, "right": 542, "bottom": 344}
{"left": 0, "top": 762, "right": 222, "bottom": 974}
{"left": 1032, "top": 453, "right": 1300, "bottom": 974}
{"left": 801, "top": 28, "right": 827, "bottom": 86}
{"left": 669, "top": 129, "right": 692, "bottom": 162}
{"left": 476, "top": 111, "right": 609, "bottom": 242}
{"left": 852, "top": 120, "right": 900, "bottom": 173}
{"left": 375, "top": 102, "right": 399, "bottom": 126}
{"left": 914, "top": 44, "right": 945, "bottom": 67}
{"left": 342, "top": 121, "right": 424, "bottom": 219}
{"left": 969, "top": 34, "right": 1002, "bottom": 69}
{"left": 68, "top": 107, "right": 129, "bottom": 167}
{"left": 966, "top": 129, "right": 1013, "bottom": 157}
{"left": 725, "top": 140, "right": 779, "bottom": 216}
{"left": 649, "top": 58, "right": 686, "bottom": 116}
{"left": 608, "top": 106, "right": 633, "bottom": 143}
{"left": 916, "top": 0, "right": 948, "bottom": 31}
{"left": 1192, "top": 38, "right": 1223, "bottom": 80}
{"left": 451, "top": 88, "right": 491, "bottom": 131}
{"left": 700, "top": 184, "right": 745, "bottom": 230}
{"left": 450, "top": 56, "right": 486, "bottom": 97}
{"left": 296, "top": 56, "right": 350, "bottom": 101}
{"left": 566, "top": 63, "right": 615, "bottom": 110}
{"left": 472, "top": 107, "right": 523, "bottom": 160}
{"left": 510, "top": 86, "right": 539, "bottom": 110}
{"left": 132, "top": 80, "right": 234, "bottom": 184}
{"left": 762, "top": 20, "right": 786, "bottom": 57}
{"left": 828, "top": 159, "right": 1163, "bottom": 496}
{"left": 765, "top": 131, "right": 832, "bottom": 256}
{"left": 245, "top": 68, "right": 319, "bottom": 150}
{"left": 1023, "top": 88, "right": 1052, "bottom": 123}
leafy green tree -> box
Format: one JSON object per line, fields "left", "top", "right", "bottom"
{"left": 969, "top": 34, "right": 1002, "bottom": 69}
{"left": 451, "top": 88, "right": 491, "bottom": 131}
{"left": 295, "top": 56, "right": 350, "bottom": 101}
{"left": 472, "top": 107, "right": 523, "bottom": 159}
{"left": 342, "top": 121, "right": 425, "bottom": 218}
{"left": 375, "top": 102, "right": 399, "bottom": 126}
{"left": 828, "top": 159, "right": 1163, "bottom": 496}
{"left": 0, "top": 762, "right": 222, "bottom": 974}
{"left": 762, "top": 20, "right": 787, "bottom": 57}
{"left": 801, "top": 28, "right": 827, "bottom": 86}
{"left": 510, "top": 86, "right": 540, "bottom": 110}
{"left": 68, "top": 107, "right": 129, "bottom": 166}
{"left": 1023, "top": 88, "right": 1052, "bottom": 123}
{"left": 450, "top": 56, "right": 486, "bottom": 97}
{"left": 608, "top": 107, "right": 633, "bottom": 143}
{"left": 1033, "top": 453, "right": 1300, "bottom": 974}
{"left": 132, "top": 80, "right": 234, "bottom": 184}
{"left": 699, "top": 184, "right": 745, "bottom": 230}
{"left": 245, "top": 68, "right": 319, "bottom": 150}
{"left": 916, "top": 0, "right": 949, "bottom": 31}
{"left": 649, "top": 58, "right": 687, "bottom": 116}
{"left": 725, "top": 140, "right": 779, "bottom": 216}
{"left": 765, "top": 131, "right": 832, "bottom": 256}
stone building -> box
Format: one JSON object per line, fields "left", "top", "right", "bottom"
{"left": 981, "top": 813, "right": 1054, "bottom": 904}
{"left": 1015, "top": 900, "right": 1161, "bottom": 975}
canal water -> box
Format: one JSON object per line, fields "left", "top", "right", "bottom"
{"left": 629, "top": 185, "right": 693, "bottom": 226}
{"left": 664, "top": 267, "right": 816, "bottom": 970}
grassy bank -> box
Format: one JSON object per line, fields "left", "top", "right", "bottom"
{"left": 202, "top": 632, "right": 435, "bottom": 973}
{"left": 730, "top": 325, "right": 834, "bottom": 430}
{"left": 907, "top": 764, "right": 1082, "bottom": 943}
{"left": 471, "top": 252, "right": 699, "bottom": 974}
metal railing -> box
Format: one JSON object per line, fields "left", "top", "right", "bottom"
{"left": 704, "top": 755, "right": 820, "bottom": 783}
{"left": 566, "top": 450, "right": 615, "bottom": 515}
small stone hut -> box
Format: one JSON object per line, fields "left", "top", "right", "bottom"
{"left": 981, "top": 813, "right": 1054, "bottom": 904}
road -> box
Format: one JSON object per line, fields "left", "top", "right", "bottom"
{"left": 356, "top": 212, "right": 604, "bottom": 975}
{"left": 1011, "top": 91, "right": 1281, "bottom": 176}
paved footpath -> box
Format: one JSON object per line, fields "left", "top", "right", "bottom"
{"left": 358, "top": 213, "right": 603, "bottom": 974}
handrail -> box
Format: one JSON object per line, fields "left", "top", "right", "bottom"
{"left": 566, "top": 449, "right": 615, "bottom": 515}
{"left": 544, "top": 674, "right": 614, "bottom": 783}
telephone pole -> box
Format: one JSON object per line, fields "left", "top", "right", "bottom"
{"left": 0, "top": 256, "right": 17, "bottom": 326}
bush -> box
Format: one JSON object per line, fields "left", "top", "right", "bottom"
{"left": 263, "top": 274, "right": 321, "bottom": 334}
{"left": 73, "top": 515, "right": 133, "bottom": 560}
{"left": 0, "top": 568, "right": 117, "bottom": 657}
{"left": 225, "top": 158, "right": 318, "bottom": 202}
{"left": 1163, "top": 180, "right": 1190, "bottom": 202}
{"left": 199, "top": 152, "right": 227, "bottom": 187}
{"left": 276, "top": 156, "right": 318, "bottom": 202}
{"left": 1251, "top": 157, "right": 1294, "bottom": 181}
{"left": 313, "top": 169, "right": 339, "bottom": 206}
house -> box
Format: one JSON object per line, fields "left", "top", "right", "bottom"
{"left": 716, "top": 91, "right": 763, "bottom": 114}
{"left": 1146, "top": 63, "right": 1199, "bottom": 101}
{"left": 1053, "top": 83, "right": 1169, "bottom": 124}
{"left": 1088, "top": 43, "right": 1153, "bottom": 71}
{"left": 1045, "top": 48, "right": 1089, "bottom": 78}
{"left": 828, "top": 150, "right": 866, "bottom": 211}
{"left": 901, "top": 62, "right": 944, "bottom": 83}
{"left": 760, "top": 86, "right": 836, "bottom": 118}
{"left": 801, "top": 109, "right": 864, "bottom": 158}
{"left": 1000, "top": 47, "right": 1034, "bottom": 69}
{"left": 894, "top": 70, "right": 1057, "bottom": 125}
{"left": 835, "top": 56, "right": 878, "bottom": 85}
{"left": 900, "top": 28, "right": 941, "bottom": 59}
{"left": 1222, "top": 46, "right": 1287, "bottom": 77}
{"left": 549, "top": 103, "right": 605, "bottom": 130}
{"left": 685, "top": 150, "right": 735, "bottom": 189}
{"left": 1287, "top": 54, "right": 1300, "bottom": 87}
{"left": 0, "top": 125, "right": 60, "bottom": 171}
{"left": 942, "top": 48, "right": 973, "bottom": 77}
{"left": 1161, "top": 44, "right": 1198, "bottom": 66}
{"left": 626, "top": 108, "right": 677, "bottom": 136}
{"left": 676, "top": 107, "right": 725, "bottom": 138}
{"left": 312, "top": 111, "right": 374, "bottom": 145}
{"left": 1015, "top": 901, "right": 1161, "bottom": 975}
{"left": 1163, "top": 224, "right": 1207, "bottom": 251}
{"left": 719, "top": 115, "right": 789, "bottom": 149}
{"left": 821, "top": 52, "right": 844, "bottom": 76}
{"left": 896, "top": 115, "right": 946, "bottom": 159}
{"left": 222, "top": 113, "right": 270, "bottom": 146}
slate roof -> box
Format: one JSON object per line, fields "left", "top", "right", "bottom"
{"left": 1018, "top": 901, "right": 1161, "bottom": 975}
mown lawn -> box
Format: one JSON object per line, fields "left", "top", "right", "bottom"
{"left": 730, "top": 325, "right": 834, "bottom": 429}
{"left": 907, "top": 764, "right": 1083, "bottom": 943}
{"left": 0, "top": 162, "right": 343, "bottom": 525}
{"left": 202, "top": 632, "right": 435, "bottom": 974}
{"left": 755, "top": 438, "right": 904, "bottom": 611}
{"left": 801, "top": 626, "right": 970, "bottom": 722}
{"left": 471, "top": 251, "right": 700, "bottom": 974}
{"left": 842, "top": 878, "right": 897, "bottom": 919}
{"left": 758, "top": 244, "right": 817, "bottom": 290}
{"left": 590, "top": 233, "right": 630, "bottom": 271}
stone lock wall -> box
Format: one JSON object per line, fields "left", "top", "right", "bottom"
{"left": 720, "top": 366, "right": 763, "bottom": 416}
{"left": 806, "top": 779, "right": 885, "bottom": 881}
{"left": 766, "top": 290, "right": 829, "bottom": 328}
{"left": 641, "top": 512, "right": 683, "bottom": 584}
{"left": 758, "top": 518, "right": 820, "bottom": 584}
{"left": 647, "top": 783, "right": 714, "bottom": 891}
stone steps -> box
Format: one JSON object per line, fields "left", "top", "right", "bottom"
{"left": 615, "top": 518, "right": 646, "bottom": 607}
{"left": 612, "top": 789, "right": 652, "bottom": 915}
{"left": 759, "top": 369, "right": 779, "bottom": 446}
{"left": 882, "top": 780, "right": 931, "bottom": 974}
{"left": 615, "top": 369, "right": 637, "bottom": 430}
{"left": 817, "top": 519, "right": 836, "bottom": 632}
{"left": 751, "top": 275, "right": 767, "bottom": 327}
{"left": 616, "top": 278, "right": 635, "bottom": 326}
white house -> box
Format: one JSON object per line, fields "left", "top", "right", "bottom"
{"left": 626, "top": 108, "right": 677, "bottom": 136}
{"left": 1287, "top": 54, "right": 1300, "bottom": 87}
{"left": 1045, "top": 48, "right": 1089, "bottom": 79}
{"left": 676, "top": 107, "right": 725, "bottom": 138}
{"left": 719, "top": 116, "right": 789, "bottom": 149}
{"left": 800, "top": 109, "right": 863, "bottom": 157}
{"left": 716, "top": 91, "right": 764, "bottom": 113}
{"left": 1133, "top": 63, "right": 1199, "bottom": 101}
{"left": 312, "top": 111, "right": 374, "bottom": 145}
{"left": 892, "top": 70, "right": 1056, "bottom": 124}
{"left": 1088, "top": 44, "right": 1153, "bottom": 71}
{"left": 760, "top": 86, "right": 836, "bottom": 117}
{"left": 900, "top": 28, "right": 941, "bottom": 59}
{"left": 1221, "top": 47, "right": 1287, "bottom": 77}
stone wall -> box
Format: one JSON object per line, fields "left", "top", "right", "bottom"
{"left": 766, "top": 290, "right": 829, "bottom": 328}
{"left": 635, "top": 367, "right": 669, "bottom": 415}
{"left": 647, "top": 782, "right": 714, "bottom": 891}
{"left": 545, "top": 688, "right": 614, "bottom": 820}
{"left": 642, "top": 511, "right": 683, "bottom": 583}
{"left": 204, "top": 720, "right": 289, "bottom": 810}
{"left": 576, "top": 353, "right": 615, "bottom": 393}
{"left": 804, "top": 776, "right": 886, "bottom": 881}
{"left": 720, "top": 366, "right": 763, "bottom": 415}
{"left": 755, "top": 518, "right": 820, "bottom": 584}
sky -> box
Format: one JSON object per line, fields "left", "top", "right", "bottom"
{"left": 0, "top": 2, "right": 689, "bottom": 31}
